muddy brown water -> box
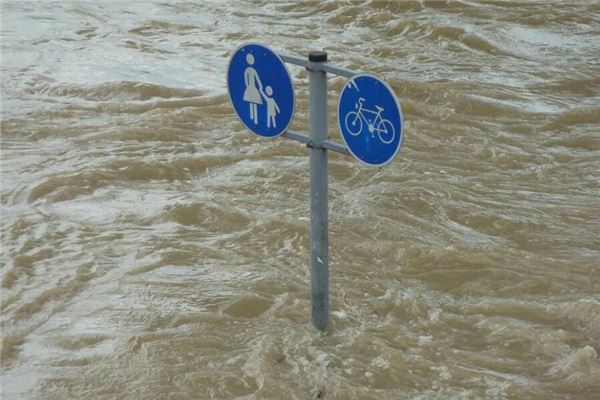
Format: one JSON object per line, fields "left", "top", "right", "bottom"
{"left": 1, "top": 1, "right": 600, "bottom": 399}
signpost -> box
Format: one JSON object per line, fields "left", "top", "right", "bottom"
{"left": 227, "top": 44, "right": 404, "bottom": 331}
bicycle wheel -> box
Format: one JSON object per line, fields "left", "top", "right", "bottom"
{"left": 377, "top": 119, "right": 395, "bottom": 144}
{"left": 344, "top": 112, "right": 363, "bottom": 136}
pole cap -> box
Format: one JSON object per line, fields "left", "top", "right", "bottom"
{"left": 308, "top": 51, "right": 327, "bottom": 62}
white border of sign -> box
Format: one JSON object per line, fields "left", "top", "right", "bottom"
{"left": 337, "top": 73, "right": 404, "bottom": 167}
{"left": 226, "top": 42, "right": 296, "bottom": 139}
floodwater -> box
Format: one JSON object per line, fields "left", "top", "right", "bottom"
{"left": 1, "top": 1, "right": 599, "bottom": 398}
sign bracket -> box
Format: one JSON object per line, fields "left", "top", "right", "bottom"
{"left": 279, "top": 53, "right": 358, "bottom": 78}
{"left": 279, "top": 51, "right": 359, "bottom": 159}
{"left": 283, "top": 130, "right": 350, "bottom": 156}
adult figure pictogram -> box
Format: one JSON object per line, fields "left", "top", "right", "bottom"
{"left": 243, "top": 53, "right": 264, "bottom": 125}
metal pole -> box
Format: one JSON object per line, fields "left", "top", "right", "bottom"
{"left": 308, "top": 51, "right": 328, "bottom": 331}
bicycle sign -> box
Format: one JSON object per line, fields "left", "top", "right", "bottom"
{"left": 345, "top": 98, "right": 395, "bottom": 144}
{"left": 338, "top": 74, "right": 403, "bottom": 167}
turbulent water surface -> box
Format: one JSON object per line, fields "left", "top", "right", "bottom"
{"left": 2, "top": 1, "right": 600, "bottom": 398}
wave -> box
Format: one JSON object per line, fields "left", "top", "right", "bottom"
{"left": 34, "top": 81, "right": 206, "bottom": 102}
{"left": 542, "top": 107, "right": 600, "bottom": 133}
{"left": 26, "top": 154, "right": 243, "bottom": 203}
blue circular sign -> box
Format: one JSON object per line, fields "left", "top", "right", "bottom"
{"left": 227, "top": 43, "right": 295, "bottom": 138}
{"left": 337, "top": 74, "right": 403, "bottom": 167}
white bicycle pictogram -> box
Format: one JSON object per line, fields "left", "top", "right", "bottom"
{"left": 344, "top": 98, "right": 395, "bottom": 144}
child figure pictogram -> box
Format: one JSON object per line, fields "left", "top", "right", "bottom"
{"left": 263, "top": 86, "right": 280, "bottom": 128}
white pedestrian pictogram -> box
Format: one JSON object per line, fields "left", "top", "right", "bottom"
{"left": 344, "top": 97, "right": 395, "bottom": 144}
{"left": 242, "top": 53, "right": 280, "bottom": 128}
{"left": 243, "top": 53, "right": 264, "bottom": 125}
{"left": 263, "top": 86, "right": 280, "bottom": 128}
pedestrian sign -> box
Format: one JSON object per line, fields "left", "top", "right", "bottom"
{"left": 227, "top": 43, "right": 295, "bottom": 138}
{"left": 337, "top": 74, "right": 403, "bottom": 167}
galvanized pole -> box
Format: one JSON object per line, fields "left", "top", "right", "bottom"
{"left": 308, "top": 51, "right": 328, "bottom": 331}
